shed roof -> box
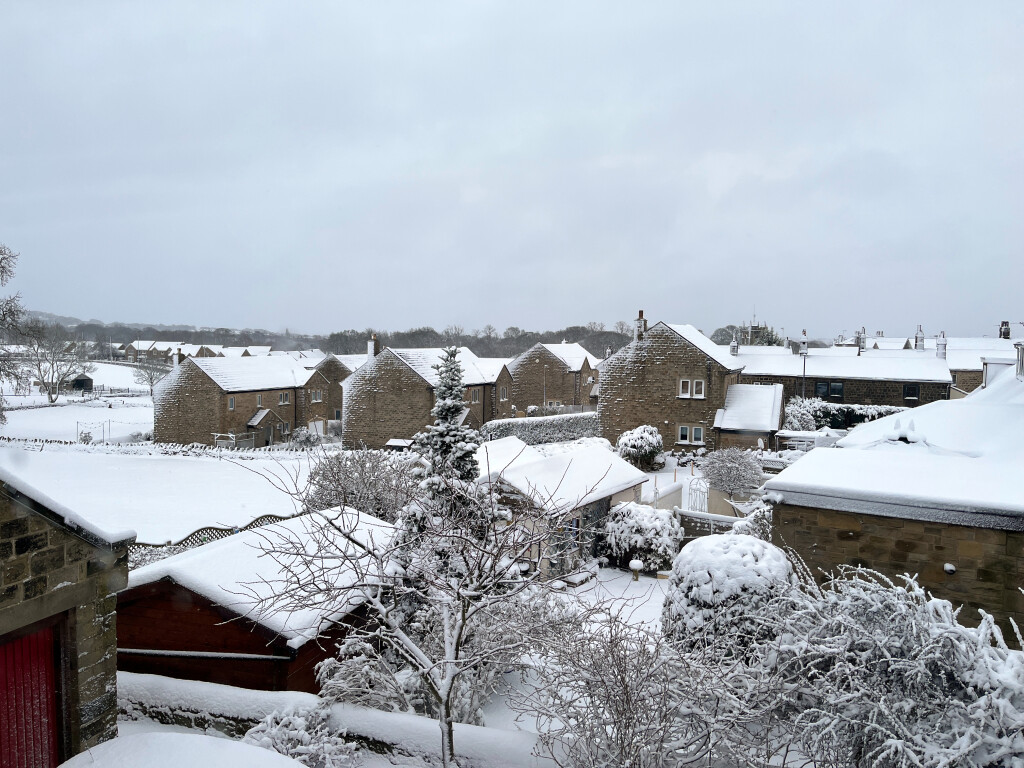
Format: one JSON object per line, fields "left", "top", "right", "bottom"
{"left": 127, "top": 510, "right": 394, "bottom": 648}
{"left": 713, "top": 383, "right": 784, "bottom": 433}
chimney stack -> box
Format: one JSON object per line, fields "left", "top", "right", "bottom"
{"left": 914, "top": 324, "right": 925, "bottom": 351}
{"left": 173, "top": 348, "right": 181, "bottom": 368}
{"left": 1016, "top": 342, "right": 1024, "bottom": 379}
{"left": 367, "top": 334, "right": 380, "bottom": 358}
{"left": 634, "top": 310, "right": 647, "bottom": 341}
{"left": 729, "top": 330, "right": 739, "bottom": 356}
{"left": 1000, "top": 320, "right": 1011, "bottom": 340}
{"left": 936, "top": 331, "right": 947, "bottom": 360}
{"left": 799, "top": 329, "right": 808, "bottom": 356}
{"left": 605, "top": 346, "right": 612, "bottom": 358}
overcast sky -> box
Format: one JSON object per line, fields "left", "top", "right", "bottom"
{"left": 1, "top": 2, "right": 1022, "bottom": 340}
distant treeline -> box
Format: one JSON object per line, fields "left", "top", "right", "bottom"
{"left": 29, "top": 312, "right": 632, "bottom": 360}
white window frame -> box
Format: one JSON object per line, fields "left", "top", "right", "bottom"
{"left": 471, "top": 388, "right": 480, "bottom": 403}
{"left": 311, "top": 389, "right": 323, "bottom": 403}
{"left": 257, "top": 394, "right": 262, "bottom": 407}
{"left": 692, "top": 379, "right": 705, "bottom": 399}
{"left": 678, "top": 379, "right": 691, "bottom": 398}
{"left": 691, "top": 426, "right": 704, "bottom": 444}
{"left": 228, "top": 396, "right": 235, "bottom": 411}
{"left": 279, "top": 392, "right": 290, "bottom": 405}
{"left": 499, "top": 386, "right": 508, "bottom": 401}
{"left": 677, "top": 425, "right": 689, "bottom": 443}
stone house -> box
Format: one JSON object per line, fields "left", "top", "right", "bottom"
{"left": 729, "top": 342, "right": 952, "bottom": 412}
{"left": 342, "top": 344, "right": 513, "bottom": 449}
{"left": 507, "top": 342, "right": 600, "bottom": 412}
{"left": 153, "top": 356, "right": 336, "bottom": 447}
{"left": 765, "top": 345, "right": 1024, "bottom": 642}
{"left": 1, "top": 465, "right": 133, "bottom": 766}
{"left": 598, "top": 312, "right": 745, "bottom": 452}
{"left": 117, "top": 512, "right": 391, "bottom": 693}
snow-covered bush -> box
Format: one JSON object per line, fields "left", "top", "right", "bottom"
{"left": 601, "top": 502, "right": 683, "bottom": 572}
{"left": 303, "top": 448, "right": 420, "bottom": 521}
{"left": 78, "top": 430, "right": 92, "bottom": 444}
{"left": 783, "top": 396, "right": 906, "bottom": 431}
{"left": 243, "top": 707, "right": 359, "bottom": 767}
{"left": 698, "top": 448, "right": 764, "bottom": 499}
{"left": 615, "top": 424, "right": 664, "bottom": 470}
{"left": 729, "top": 498, "right": 773, "bottom": 541}
{"left": 290, "top": 427, "right": 320, "bottom": 449}
{"left": 662, "top": 533, "right": 796, "bottom": 649}
{"left": 766, "top": 568, "right": 1024, "bottom": 768}
{"left": 479, "top": 411, "right": 598, "bottom": 445}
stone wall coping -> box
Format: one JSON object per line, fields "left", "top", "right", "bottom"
{"left": 774, "top": 490, "right": 1024, "bottom": 532}
{"left": 1, "top": 478, "right": 136, "bottom": 549}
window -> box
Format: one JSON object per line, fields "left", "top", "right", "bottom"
{"left": 678, "top": 379, "right": 690, "bottom": 398}
{"left": 334, "top": 409, "right": 342, "bottom": 420}
{"left": 311, "top": 389, "right": 323, "bottom": 403}
{"left": 815, "top": 381, "right": 829, "bottom": 399}
{"left": 950, "top": 372, "right": 957, "bottom": 386}
{"left": 499, "top": 386, "right": 508, "bottom": 401}
{"left": 257, "top": 394, "right": 262, "bottom": 407}
{"left": 228, "top": 396, "right": 235, "bottom": 411}
{"left": 903, "top": 383, "right": 920, "bottom": 400}
{"left": 693, "top": 380, "right": 705, "bottom": 399}
{"left": 279, "top": 392, "right": 290, "bottom": 405}
{"left": 692, "top": 426, "right": 704, "bottom": 444}
{"left": 677, "top": 425, "right": 689, "bottom": 443}
{"left": 284, "top": 422, "right": 290, "bottom": 433}
{"left": 829, "top": 382, "right": 844, "bottom": 398}
{"left": 471, "top": 388, "right": 480, "bottom": 403}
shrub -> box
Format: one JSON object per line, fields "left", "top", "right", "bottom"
{"left": 783, "top": 396, "right": 906, "bottom": 431}
{"left": 290, "top": 426, "right": 320, "bottom": 449}
{"left": 601, "top": 502, "right": 683, "bottom": 572}
{"left": 698, "top": 448, "right": 764, "bottom": 499}
{"left": 615, "top": 424, "right": 664, "bottom": 470}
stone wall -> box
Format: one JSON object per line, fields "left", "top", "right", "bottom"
{"left": 773, "top": 502, "right": 1024, "bottom": 641}
{"left": 739, "top": 373, "right": 948, "bottom": 408}
{"left": 598, "top": 324, "right": 738, "bottom": 452}
{"left": 715, "top": 430, "right": 772, "bottom": 450}
{"left": 342, "top": 350, "right": 435, "bottom": 449}
{"left": 153, "top": 361, "right": 224, "bottom": 445}
{"left": 1, "top": 487, "right": 130, "bottom": 758}
{"left": 952, "top": 369, "right": 983, "bottom": 392}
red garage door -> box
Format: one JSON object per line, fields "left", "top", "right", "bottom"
{"left": 0, "top": 623, "right": 60, "bottom": 768}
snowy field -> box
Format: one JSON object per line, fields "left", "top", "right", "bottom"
{"left": 0, "top": 397, "right": 153, "bottom": 442}
{"left": 0, "top": 445, "right": 309, "bottom": 543}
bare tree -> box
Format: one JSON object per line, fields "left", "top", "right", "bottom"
{"left": 250, "top": 349, "right": 588, "bottom": 767}
{"left": 132, "top": 358, "right": 169, "bottom": 395}
{"left": 613, "top": 320, "right": 632, "bottom": 336}
{"left": 20, "top": 320, "right": 95, "bottom": 403}
{"left": 0, "top": 243, "right": 24, "bottom": 425}
{"left": 302, "top": 446, "right": 421, "bottom": 520}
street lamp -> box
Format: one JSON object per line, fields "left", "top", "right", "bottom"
{"left": 543, "top": 364, "right": 548, "bottom": 407}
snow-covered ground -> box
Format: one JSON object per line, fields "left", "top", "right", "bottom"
{"left": 1, "top": 397, "right": 153, "bottom": 442}
{"left": 575, "top": 567, "right": 668, "bottom": 630}
{"left": 62, "top": 731, "right": 303, "bottom": 767}
{"left": 0, "top": 444, "right": 308, "bottom": 543}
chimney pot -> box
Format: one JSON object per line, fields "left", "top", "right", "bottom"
{"left": 936, "top": 331, "right": 947, "bottom": 360}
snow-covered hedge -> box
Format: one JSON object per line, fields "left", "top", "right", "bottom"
{"left": 479, "top": 411, "right": 598, "bottom": 445}
{"left": 615, "top": 424, "right": 664, "bottom": 470}
{"left": 600, "top": 502, "right": 684, "bottom": 572}
{"left": 783, "top": 396, "right": 906, "bottom": 431}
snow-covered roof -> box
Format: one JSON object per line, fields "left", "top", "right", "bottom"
{"left": 244, "top": 345, "right": 273, "bottom": 356}
{"left": 247, "top": 408, "right": 273, "bottom": 427}
{"left": 661, "top": 323, "right": 744, "bottom": 370}
{"left": 474, "top": 436, "right": 545, "bottom": 482}
{"left": 713, "top": 383, "right": 784, "bottom": 433}
{"left": 0, "top": 452, "right": 136, "bottom": 546}
{"left": 475, "top": 357, "right": 512, "bottom": 382}
{"left": 716, "top": 344, "right": 795, "bottom": 356}
{"left": 60, "top": 732, "right": 303, "bottom": 768}
{"left": 192, "top": 356, "right": 321, "bottom": 392}
{"left": 219, "top": 346, "right": 248, "bottom": 357}
{"left": 496, "top": 444, "right": 646, "bottom": 512}
{"left": 733, "top": 349, "right": 952, "bottom": 383}
{"left": 390, "top": 347, "right": 499, "bottom": 386}
{"left": 334, "top": 354, "right": 368, "bottom": 372}
{"left": 0, "top": 446, "right": 309, "bottom": 544}
{"left": 129, "top": 509, "right": 394, "bottom": 647}
{"left": 765, "top": 366, "right": 1024, "bottom": 527}
{"left": 539, "top": 343, "right": 599, "bottom": 371}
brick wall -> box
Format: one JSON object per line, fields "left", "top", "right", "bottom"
{"left": 509, "top": 345, "right": 592, "bottom": 409}
{"left": 342, "top": 351, "right": 435, "bottom": 449}
{"left": 773, "top": 502, "right": 1024, "bottom": 642}
{"left": 1, "top": 488, "right": 130, "bottom": 757}
{"left": 739, "top": 373, "right": 948, "bottom": 407}
{"left": 598, "top": 324, "right": 738, "bottom": 452}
